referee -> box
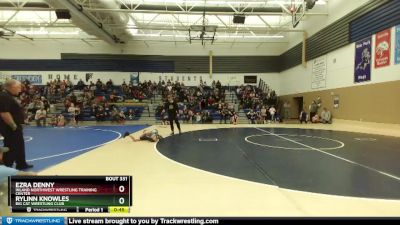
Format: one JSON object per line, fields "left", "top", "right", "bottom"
{"left": 164, "top": 96, "right": 181, "bottom": 135}
{"left": 0, "top": 80, "right": 33, "bottom": 170}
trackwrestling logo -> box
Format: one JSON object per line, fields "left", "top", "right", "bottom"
{"left": 2, "top": 217, "right": 64, "bottom": 225}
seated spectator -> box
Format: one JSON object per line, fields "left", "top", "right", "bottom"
{"left": 96, "top": 79, "right": 103, "bottom": 89}
{"left": 106, "top": 79, "right": 113, "bottom": 90}
{"left": 35, "top": 106, "right": 47, "bottom": 127}
{"left": 76, "top": 105, "right": 82, "bottom": 124}
{"left": 68, "top": 103, "right": 81, "bottom": 126}
{"left": 90, "top": 82, "right": 96, "bottom": 93}
{"left": 220, "top": 107, "right": 230, "bottom": 124}
{"left": 57, "top": 114, "right": 66, "bottom": 127}
{"left": 77, "top": 79, "right": 85, "bottom": 90}
{"left": 109, "top": 90, "right": 123, "bottom": 103}
{"left": 178, "top": 109, "right": 185, "bottom": 121}
{"left": 216, "top": 80, "right": 221, "bottom": 89}
{"left": 95, "top": 106, "right": 106, "bottom": 121}
{"left": 127, "top": 109, "right": 135, "bottom": 120}
{"left": 203, "top": 110, "right": 213, "bottom": 123}
{"left": 103, "top": 103, "right": 111, "bottom": 117}
{"left": 207, "top": 96, "right": 215, "bottom": 108}
{"left": 42, "top": 98, "right": 50, "bottom": 111}
{"left": 26, "top": 101, "right": 36, "bottom": 115}
{"left": 247, "top": 109, "right": 256, "bottom": 124}
{"left": 160, "top": 110, "right": 168, "bottom": 125}
{"left": 109, "top": 92, "right": 117, "bottom": 103}
{"left": 312, "top": 114, "right": 320, "bottom": 123}
{"left": 111, "top": 108, "right": 119, "bottom": 123}
{"left": 299, "top": 109, "right": 308, "bottom": 124}
{"left": 321, "top": 108, "right": 332, "bottom": 124}
{"left": 118, "top": 110, "right": 126, "bottom": 124}
{"left": 187, "top": 109, "right": 194, "bottom": 124}
{"left": 195, "top": 112, "right": 202, "bottom": 124}
{"left": 49, "top": 115, "right": 57, "bottom": 127}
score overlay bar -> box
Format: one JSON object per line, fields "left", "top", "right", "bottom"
{"left": 8, "top": 176, "right": 132, "bottom": 213}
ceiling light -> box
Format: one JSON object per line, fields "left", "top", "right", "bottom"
{"left": 218, "top": 35, "right": 284, "bottom": 38}
{"left": 16, "top": 30, "right": 80, "bottom": 35}
{"left": 125, "top": 0, "right": 326, "bottom": 5}
{"left": 132, "top": 34, "right": 187, "bottom": 38}
{"left": 131, "top": 33, "right": 283, "bottom": 39}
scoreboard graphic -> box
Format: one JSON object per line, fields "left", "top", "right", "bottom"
{"left": 8, "top": 176, "right": 132, "bottom": 213}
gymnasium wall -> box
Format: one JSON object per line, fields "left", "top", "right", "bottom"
{"left": 279, "top": 25, "right": 400, "bottom": 124}
{"left": 279, "top": 80, "right": 400, "bottom": 124}
{"left": 0, "top": 71, "right": 280, "bottom": 93}
{"left": 287, "top": 0, "right": 370, "bottom": 49}
{"left": 140, "top": 73, "right": 280, "bottom": 93}
{"left": 0, "top": 39, "right": 287, "bottom": 59}
{"left": 281, "top": 0, "right": 391, "bottom": 72}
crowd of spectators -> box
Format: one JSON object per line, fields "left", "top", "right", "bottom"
{"left": 300, "top": 97, "right": 332, "bottom": 124}
{"left": 61, "top": 78, "right": 156, "bottom": 124}
{"left": 0, "top": 77, "right": 157, "bottom": 127}
{"left": 155, "top": 80, "right": 240, "bottom": 124}
{"left": 1, "top": 77, "right": 335, "bottom": 126}
{"left": 236, "top": 84, "right": 281, "bottom": 123}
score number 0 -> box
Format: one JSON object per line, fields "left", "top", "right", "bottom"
{"left": 118, "top": 185, "right": 126, "bottom": 205}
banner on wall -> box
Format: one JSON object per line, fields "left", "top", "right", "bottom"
{"left": 395, "top": 25, "right": 400, "bottom": 64}
{"left": 11, "top": 75, "right": 42, "bottom": 84}
{"left": 311, "top": 55, "right": 327, "bottom": 89}
{"left": 244, "top": 76, "right": 257, "bottom": 84}
{"left": 354, "top": 37, "right": 372, "bottom": 83}
{"left": 375, "top": 28, "right": 391, "bottom": 68}
{"left": 0, "top": 71, "right": 132, "bottom": 85}
{"left": 130, "top": 72, "right": 139, "bottom": 86}
{"left": 85, "top": 73, "right": 93, "bottom": 82}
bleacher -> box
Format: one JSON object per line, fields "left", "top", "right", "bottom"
{"left": 79, "top": 105, "right": 145, "bottom": 121}
{"left": 154, "top": 87, "right": 239, "bottom": 123}
{"left": 26, "top": 81, "right": 278, "bottom": 125}
{"left": 28, "top": 82, "right": 155, "bottom": 124}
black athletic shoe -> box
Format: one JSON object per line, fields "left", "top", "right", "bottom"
{"left": 123, "top": 132, "right": 130, "bottom": 138}
{"left": 16, "top": 164, "right": 34, "bottom": 170}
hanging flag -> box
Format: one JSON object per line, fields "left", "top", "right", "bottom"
{"left": 395, "top": 25, "right": 400, "bottom": 64}
{"left": 354, "top": 37, "right": 371, "bottom": 83}
{"left": 375, "top": 28, "right": 391, "bottom": 68}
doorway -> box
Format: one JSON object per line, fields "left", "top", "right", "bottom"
{"left": 293, "top": 96, "right": 304, "bottom": 118}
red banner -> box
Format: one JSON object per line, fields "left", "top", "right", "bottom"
{"left": 375, "top": 28, "right": 391, "bottom": 68}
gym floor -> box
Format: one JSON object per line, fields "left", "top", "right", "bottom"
{"left": 7, "top": 120, "right": 400, "bottom": 216}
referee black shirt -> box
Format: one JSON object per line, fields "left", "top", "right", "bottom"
{"left": 0, "top": 90, "right": 24, "bottom": 127}
{"left": 164, "top": 101, "right": 178, "bottom": 117}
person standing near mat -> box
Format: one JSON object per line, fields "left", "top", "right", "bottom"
{"left": 0, "top": 80, "right": 33, "bottom": 170}
{"left": 164, "top": 95, "right": 181, "bottom": 135}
